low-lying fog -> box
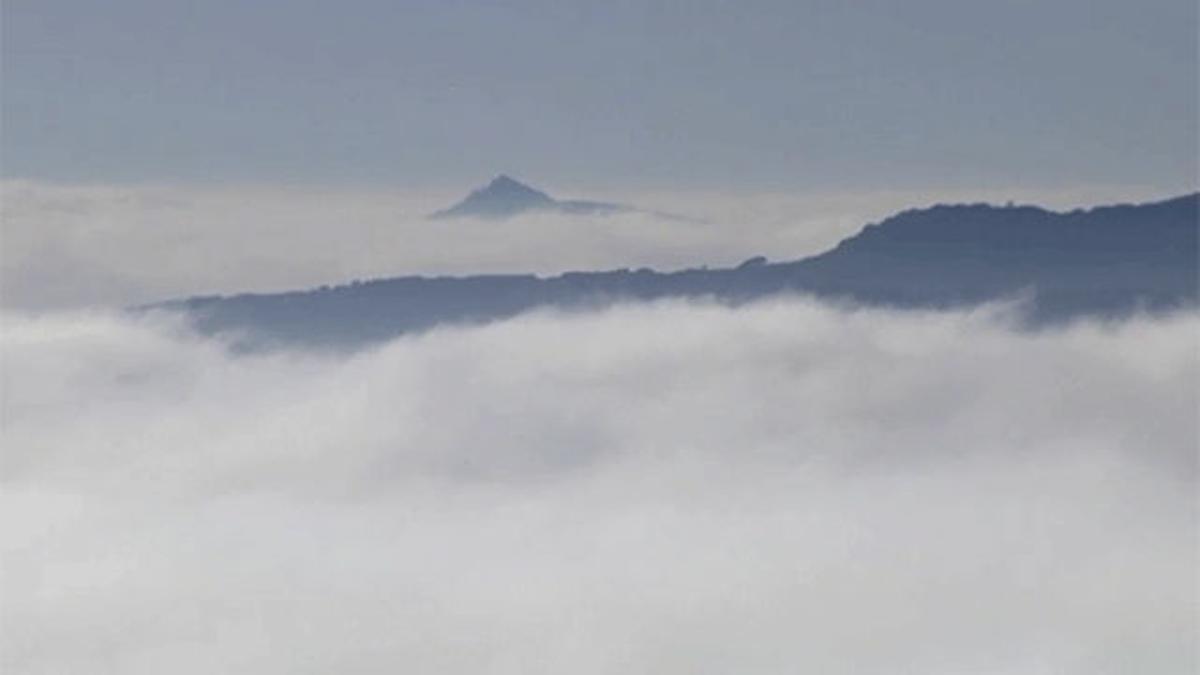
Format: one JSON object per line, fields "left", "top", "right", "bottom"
{"left": 2, "top": 298, "right": 1195, "bottom": 674}
{"left": 1, "top": 180, "right": 1170, "bottom": 310}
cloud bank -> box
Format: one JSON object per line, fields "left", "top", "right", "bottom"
{"left": 2, "top": 299, "right": 1196, "bottom": 674}
{"left": 1, "top": 180, "right": 1172, "bottom": 310}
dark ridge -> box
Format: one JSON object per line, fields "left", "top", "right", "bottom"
{"left": 156, "top": 192, "right": 1199, "bottom": 350}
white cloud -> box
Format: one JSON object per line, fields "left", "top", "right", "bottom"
{"left": 1, "top": 180, "right": 1173, "bottom": 310}
{"left": 2, "top": 299, "right": 1196, "bottom": 674}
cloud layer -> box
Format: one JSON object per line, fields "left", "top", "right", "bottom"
{"left": 1, "top": 180, "right": 1172, "bottom": 310}
{"left": 2, "top": 299, "right": 1196, "bottom": 674}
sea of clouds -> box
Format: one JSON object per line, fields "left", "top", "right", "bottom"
{"left": 2, "top": 298, "right": 1195, "bottom": 674}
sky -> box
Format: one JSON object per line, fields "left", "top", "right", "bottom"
{"left": 3, "top": 0, "right": 1196, "bottom": 308}
{"left": 3, "top": 0, "right": 1197, "bottom": 192}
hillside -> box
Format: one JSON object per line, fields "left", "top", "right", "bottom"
{"left": 165, "top": 193, "right": 1199, "bottom": 348}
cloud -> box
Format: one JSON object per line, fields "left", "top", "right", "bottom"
{"left": 1, "top": 180, "right": 1173, "bottom": 310}
{"left": 1, "top": 299, "right": 1195, "bottom": 674}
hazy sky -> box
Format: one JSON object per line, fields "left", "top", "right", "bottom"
{"left": 3, "top": 0, "right": 1197, "bottom": 191}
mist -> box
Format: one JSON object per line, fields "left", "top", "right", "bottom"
{"left": 2, "top": 299, "right": 1195, "bottom": 674}
{"left": 1, "top": 180, "right": 1173, "bottom": 310}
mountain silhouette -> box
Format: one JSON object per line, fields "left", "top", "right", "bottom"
{"left": 161, "top": 193, "right": 1199, "bottom": 349}
{"left": 430, "top": 175, "right": 628, "bottom": 220}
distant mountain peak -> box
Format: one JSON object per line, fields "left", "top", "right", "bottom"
{"left": 428, "top": 175, "right": 554, "bottom": 220}
{"left": 430, "top": 175, "right": 628, "bottom": 220}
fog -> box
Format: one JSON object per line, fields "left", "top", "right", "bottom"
{"left": 2, "top": 299, "right": 1195, "bottom": 674}
{"left": 0, "top": 180, "right": 1171, "bottom": 310}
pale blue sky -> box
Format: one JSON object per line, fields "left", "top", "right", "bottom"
{"left": 3, "top": 0, "right": 1196, "bottom": 191}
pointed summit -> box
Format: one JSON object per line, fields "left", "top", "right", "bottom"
{"left": 486, "top": 174, "right": 543, "bottom": 196}
{"left": 430, "top": 175, "right": 555, "bottom": 220}
{"left": 429, "top": 175, "right": 637, "bottom": 220}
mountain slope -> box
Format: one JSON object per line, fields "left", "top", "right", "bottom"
{"left": 164, "top": 193, "right": 1199, "bottom": 349}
